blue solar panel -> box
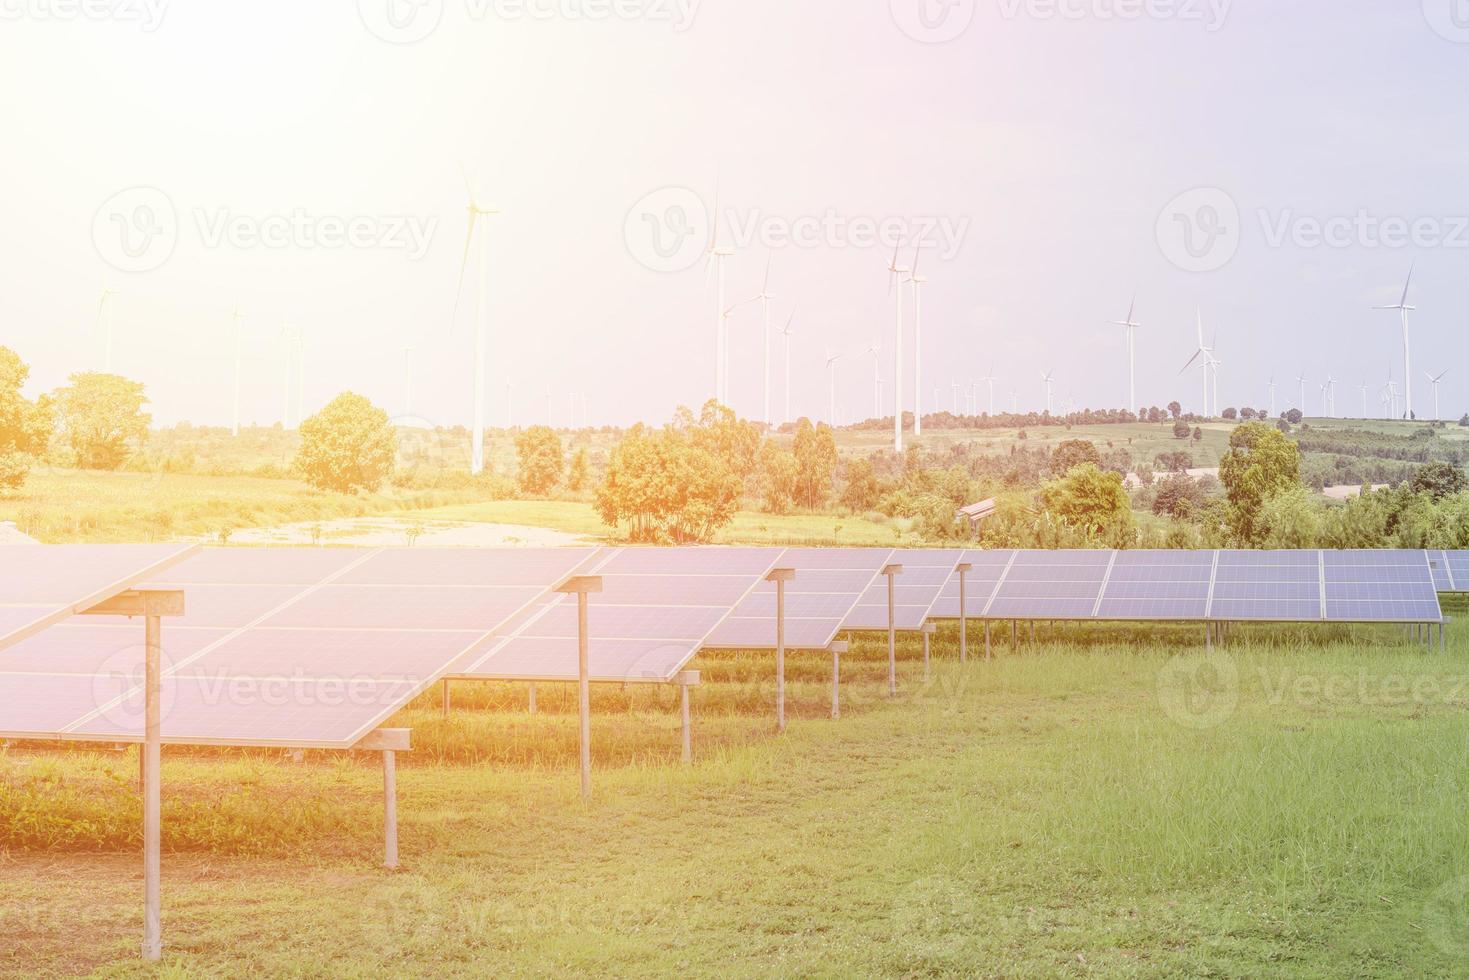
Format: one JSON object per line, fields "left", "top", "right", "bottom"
{"left": 1322, "top": 550, "right": 1441, "bottom": 622}
{"left": 929, "top": 550, "right": 1014, "bottom": 619}
{"left": 704, "top": 548, "right": 893, "bottom": 650}
{"left": 984, "top": 550, "right": 1109, "bottom": 620}
{"left": 841, "top": 549, "right": 965, "bottom": 631}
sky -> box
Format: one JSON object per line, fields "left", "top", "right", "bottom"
{"left": 2, "top": 0, "right": 1468, "bottom": 430}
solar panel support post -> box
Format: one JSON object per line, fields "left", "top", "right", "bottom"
{"left": 828, "top": 641, "right": 848, "bottom": 720}
{"left": 984, "top": 621, "right": 991, "bottom": 660}
{"left": 922, "top": 623, "right": 936, "bottom": 682}
{"left": 883, "top": 565, "right": 903, "bottom": 697}
{"left": 956, "top": 563, "right": 972, "bottom": 664}
{"left": 79, "top": 588, "right": 185, "bottom": 964}
{"left": 557, "top": 575, "right": 603, "bottom": 802}
{"left": 767, "top": 569, "right": 795, "bottom": 733}
{"left": 382, "top": 749, "right": 398, "bottom": 869}
{"left": 676, "top": 671, "right": 700, "bottom": 763}
{"left": 441, "top": 680, "right": 450, "bottom": 719}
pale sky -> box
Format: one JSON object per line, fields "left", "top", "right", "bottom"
{"left": 2, "top": 0, "right": 1467, "bottom": 429}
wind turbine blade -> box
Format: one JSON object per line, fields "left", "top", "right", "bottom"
{"left": 458, "top": 163, "right": 477, "bottom": 210}
{"left": 451, "top": 214, "right": 478, "bottom": 318}
{"left": 1181, "top": 350, "right": 1203, "bottom": 374}
{"left": 1401, "top": 260, "right": 1415, "bottom": 307}
{"left": 762, "top": 252, "right": 771, "bottom": 294}
{"left": 1127, "top": 292, "right": 1136, "bottom": 324}
{"left": 911, "top": 245, "right": 922, "bottom": 279}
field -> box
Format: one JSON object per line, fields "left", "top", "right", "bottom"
{"left": 6, "top": 616, "right": 1469, "bottom": 977}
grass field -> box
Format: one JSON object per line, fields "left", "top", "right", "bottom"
{"left": 6, "top": 616, "right": 1469, "bottom": 977}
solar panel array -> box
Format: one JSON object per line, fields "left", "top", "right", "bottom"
{"left": 840, "top": 549, "right": 965, "bottom": 631}
{"left": 932, "top": 549, "right": 1445, "bottom": 624}
{"left": 703, "top": 548, "right": 893, "bottom": 650}
{"left": 0, "top": 543, "right": 196, "bottom": 649}
{"left": 1428, "top": 550, "right": 1469, "bottom": 592}
{"left": 0, "top": 547, "right": 597, "bottom": 748}
{"left": 457, "top": 548, "right": 782, "bottom": 683}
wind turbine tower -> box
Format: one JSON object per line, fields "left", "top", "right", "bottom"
{"left": 886, "top": 245, "right": 910, "bottom": 452}
{"left": 910, "top": 247, "right": 927, "bottom": 437}
{"left": 1109, "top": 294, "right": 1141, "bottom": 412}
{"left": 1374, "top": 263, "right": 1417, "bottom": 420}
{"left": 454, "top": 170, "right": 499, "bottom": 476}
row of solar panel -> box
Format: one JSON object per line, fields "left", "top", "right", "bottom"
{"left": 0, "top": 544, "right": 1452, "bottom": 753}
{"left": 928, "top": 549, "right": 1446, "bottom": 624}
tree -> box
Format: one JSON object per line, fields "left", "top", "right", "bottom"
{"left": 676, "top": 400, "right": 761, "bottom": 484}
{"left": 1191, "top": 426, "right": 1204, "bottom": 446}
{"left": 1172, "top": 420, "right": 1191, "bottom": 440}
{"left": 293, "top": 392, "right": 397, "bottom": 493}
{"left": 595, "top": 424, "right": 739, "bottom": 542}
{"left": 1218, "top": 421, "right": 1301, "bottom": 544}
{"left": 1153, "top": 472, "right": 1209, "bottom": 519}
{"left": 1051, "top": 438, "right": 1101, "bottom": 475}
{"left": 840, "top": 456, "right": 881, "bottom": 512}
{"left": 1240, "top": 407, "right": 1258, "bottom": 420}
{"left": 1037, "top": 463, "right": 1134, "bottom": 543}
{"left": 1155, "top": 451, "right": 1193, "bottom": 474}
{"left": 1221, "top": 407, "right": 1238, "bottom": 421}
{"left": 0, "top": 347, "right": 52, "bottom": 489}
{"left": 52, "top": 372, "right": 150, "bottom": 470}
{"left": 758, "top": 443, "right": 799, "bottom": 514}
{"left": 1167, "top": 401, "right": 1182, "bottom": 420}
{"left": 791, "top": 418, "right": 838, "bottom": 508}
{"left": 1410, "top": 461, "right": 1468, "bottom": 502}
{"left": 1285, "top": 408, "right": 1304, "bottom": 424}
{"left": 514, "top": 426, "right": 564, "bottom": 495}
{"left": 566, "top": 446, "right": 590, "bottom": 493}
{"left": 1259, "top": 487, "right": 1323, "bottom": 549}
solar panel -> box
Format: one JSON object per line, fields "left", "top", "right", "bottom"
{"left": 1427, "top": 550, "right": 1455, "bottom": 592}
{"left": 928, "top": 550, "right": 1014, "bottom": 619}
{"left": 1095, "top": 550, "right": 1213, "bottom": 621}
{"left": 459, "top": 547, "right": 783, "bottom": 683}
{"left": 0, "top": 547, "right": 597, "bottom": 748}
{"left": 704, "top": 548, "right": 894, "bottom": 650}
{"left": 840, "top": 549, "right": 966, "bottom": 631}
{"left": 1322, "top": 550, "right": 1442, "bottom": 622}
{"left": 985, "top": 550, "right": 1111, "bottom": 620}
{"left": 1443, "top": 550, "right": 1469, "bottom": 592}
{"left": 1208, "top": 550, "right": 1323, "bottom": 622}
{"left": 0, "top": 543, "right": 197, "bottom": 649}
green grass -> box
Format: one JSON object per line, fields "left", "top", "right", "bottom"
{"left": 0, "top": 469, "right": 478, "bottom": 544}
{"left": 6, "top": 622, "right": 1469, "bottom": 976}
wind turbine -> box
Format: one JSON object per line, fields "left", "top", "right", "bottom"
{"left": 705, "top": 183, "right": 734, "bottom": 407}
{"left": 1426, "top": 368, "right": 1450, "bottom": 421}
{"left": 1374, "top": 262, "right": 1416, "bottom": 421}
{"left": 1040, "top": 370, "right": 1055, "bottom": 415}
{"left": 1267, "top": 374, "right": 1278, "bottom": 418}
{"left": 867, "top": 340, "right": 883, "bottom": 420}
{"left": 825, "top": 350, "right": 844, "bottom": 428}
{"left": 779, "top": 308, "right": 796, "bottom": 425}
{"left": 754, "top": 254, "right": 775, "bottom": 426}
{"left": 97, "top": 280, "right": 117, "bottom": 373}
{"left": 1295, "top": 372, "right": 1309, "bottom": 418}
{"left": 454, "top": 168, "right": 499, "bottom": 476}
{"left": 951, "top": 381, "right": 960, "bottom": 414}
{"left": 402, "top": 345, "right": 415, "bottom": 419}
{"left": 1109, "top": 294, "right": 1141, "bottom": 411}
{"left": 1383, "top": 368, "right": 1399, "bottom": 421}
{"left": 886, "top": 244, "right": 910, "bottom": 451}
{"left": 910, "top": 247, "right": 927, "bottom": 437}
{"left": 1180, "top": 311, "right": 1213, "bottom": 416}
{"left": 982, "top": 369, "right": 997, "bottom": 417}
{"left": 230, "top": 304, "right": 245, "bottom": 437}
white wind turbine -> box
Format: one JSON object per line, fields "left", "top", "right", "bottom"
{"left": 1040, "top": 370, "right": 1055, "bottom": 415}
{"left": 1267, "top": 374, "right": 1278, "bottom": 418}
{"left": 982, "top": 369, "right": 997, "bottom": 417}
{"left": 230, "top": 304, "right": 245, "bottom": 437}
{"left": 909, "top": 247, "right": 927, "bottom": 437}
{"left": 402, "top": 346, "right": 415, "bottom": 419}
{"left": 97, "top": 279, "right": 118, "bottom": 373}
{"left": 867, "top": 339, "right": 883, "bottom": 420}
{"left": 1383, "top": 368, "right": 1399, "bottom": 420}
{"left": 1206, "top": 329, "right": 1221, "bottom": 417}
{"left": 951, "top": 381, "right": 960, "bottom": 414}
{"left": 453, "top": 168, "right": 499, "bottom": 476}
{"left": 780, "top": 308, "right": 796, "bottom": 424}
{"left": 1425, "top": 368, "right": 1450, "bottom": 421}
{"left": 1295, "top": 371, "right": 1309, "bottom": 418}
{"left": 886, "top": 243, "right": 910, "bottom": 451}
{"left": 825, "top": 350, "right": 844, "bottom": 427}
{"left": 1181, "top": 311, "right": 1213, "bottom": 416}
{"left": 1109, "top": 293, "right": 1141, "bottom": 411}
{"left": 1374, "top": 262, "right": 1417, "bottom": 421}
{"left": 731, "top": 253, "right": 777, "bottom": 424}
{"left": 705, "top": 183, "right": 734, "bottom": 407}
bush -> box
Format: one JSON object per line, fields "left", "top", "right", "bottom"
{"left": 514, "top": 426, "right": 564, "bottom": 496}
